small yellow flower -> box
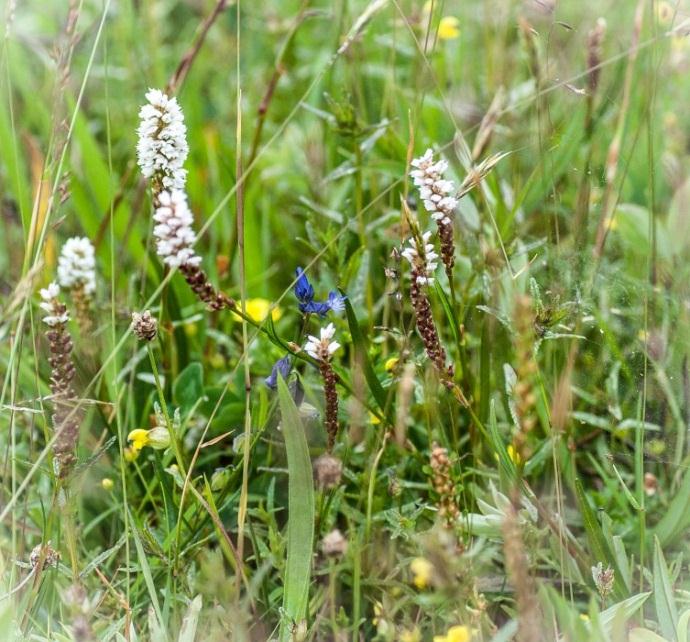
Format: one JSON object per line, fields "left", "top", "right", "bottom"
{"left": 127, "top": 427, "right": 170, "bottom": 453}
{"left": 438, "top": 16, "right": 460, "bottom": 40}
{"left": 369, "top": 411, "right": 381, "bottom": 425}
{"left": 372, "top": 600, "right": 384, "bottom": 626}
{"left": 410, "top": 557, "right": 433, "bottom": 589}
{"left": 101, "top": 478, "right": 114, "bottom": 491}
{"left": 384, "top": 356, "right": 399, "bottom": 372}
{"left": 123, "top": 447, "right": 139, "bottom": 462}
{"left": 184, "top": 322, "right": 198, "bottom": 337}
{"left": 433, "top": 625, "right": 472, "bottom": 642}
{"left": 400, "top": 627, "right": 421, "bottom": 642}
{"left": 506, "top": 444, "right": 522, "bottom": 465}
{"left": 233, "top": 298, "right": 283, "bottom": 323}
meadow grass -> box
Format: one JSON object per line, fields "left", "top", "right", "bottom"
{"left": 2, "top": 0, "right": 690, "bottom": 640}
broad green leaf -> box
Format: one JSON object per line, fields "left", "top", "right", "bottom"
{"left": 653, "top": 536, "right": 679, "bottom": 642}
{"left": 173, "top": 362, "right": 204, "bottom": 415}
{"left": 655, "top": 464, "right": 690, "bottom": 546}
{"left": 277, "top": 376, "right": 315, "bottom": 641}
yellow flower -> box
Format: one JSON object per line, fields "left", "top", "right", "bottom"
{"left": 438, "top": 16, "right": 460, "bottom": 40}
{"left": 433, "top": 625, "right": 472, "bottom": 642}
{"left": 233, "top": 298, "right": 282, "bottom": 323}
{"left": 369, "top": 411, "right": 381, "bottom": 425}
{"left": 184, "top": 322, "right": 198, "bottom": 337}
{"left": 410, "top": 557, "right": 433, "bottom": 589}
{"left": 384, "top": 356, "right": 399, "bottom": 372}
{"left": 127, "top": 427, "right": 170, "bottom": 453}
{"left": 124, "top": 447, "right": 139, "bottom": 462}
{"left": 101, "top": 478, "right": 114, "bottom": 491}
{"left": 506, "top": 444, "right": 522, "bottom": 465}
{"left": 400, "top": 628, "right": 421, "bottom": 642}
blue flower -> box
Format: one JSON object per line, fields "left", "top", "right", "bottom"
{"left": 264, "top": 355, "right": 292, "bottom": 390}
{"left": 294, "top": 268, "right": 315, "bottom": 304}
{"left": 293, "top": 267, "right": 347, "bottom": 317}
{"left": 300, "top": 300, "right": 331, "bottom": 316}
{"left": 327, "top": 291, "right": 347, "bottom": 314}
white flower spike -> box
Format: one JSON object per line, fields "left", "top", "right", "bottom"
{"left": 410, "top": 149, "right": 457, "bottom": 226}
{"left": 57, "top": 236, "right": 96, "bottom": 295}
{"left": 136, "top": 89, "right": 189, "bottom": 191}
{"left": 40, "top": 282, "right": 69, "bottom": 327}
{"left": 153, "top": 190, "right": 202, "bottom": 269}
{"left": 401, "top": 231, "right": 438, "bottom": 286}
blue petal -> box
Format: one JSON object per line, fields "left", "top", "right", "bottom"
{"left": 294, "top": 267, "right": 314, "bottom": 303}
{"left": 264, "top": 355, "right": 292, "bottom": 390}
{"left": 299, "top": 300, "right": 331, "bottom": 317}
{"left": 327, "top": 291, "right": 347, "bottom": 314}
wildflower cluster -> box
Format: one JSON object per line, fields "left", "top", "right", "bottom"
{"left": 137, "top": 89, "right": 233, "bottom": 311}
{"left": 40, "top": 283, "right": 80, "bottom": 476}
{"left": 294, "top": 267, "right": 346, "bottom": 316}
{"left": 410, "top": 149, "right": 458, "bottom": 279}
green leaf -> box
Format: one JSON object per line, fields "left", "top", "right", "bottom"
{"left": 574, "top": 478, "right": 628, "bottom": 598}
{"left": 653, "top": 536, "right": 679, "bottom": 642}
{"left": 277, "top": 376, "right": 315, "bottom": 641}
{"left": 433, "top": 281, "right": 461, "bottom": 350}
{"left": 601, "top": 592, "right": 652, "bottom": 630}
{"left": 677, "top": 609, "right": 690, "bottom": 642}
{"left": 173, "top": 362, "right": 204, "bottom": 415}
{"left": 342, "top": 294, "right": 390, "bottom": 421}
{"left": 655, "top": 464, "right": 690, "bottom": 547}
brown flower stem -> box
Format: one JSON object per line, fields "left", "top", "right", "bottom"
{"left": 320, "top": 361, "right": 339, "bottom": 451}
{"left": 410, "top": 274, "right": 453, "bottom": 387}
{"left": 179, "top": 262, "right": 235, "bottom": 311}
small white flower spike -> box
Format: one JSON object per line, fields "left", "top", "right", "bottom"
{"left": 57, "top": 237, "right": 96, "bottom": 295}
{"left": 401, "top": 231, "right": 438, "bottom": 286}
{"left": 305, "top": 322, "right": 341, "bottom": 360}
{"left": 153, "top": 190, "right": 202, "bottom": 268}
{"left": 410, "top": 149, "right": 457, "bottom": 226}
{"left": 40, "top": 282, "right": 69, "bottom": 327}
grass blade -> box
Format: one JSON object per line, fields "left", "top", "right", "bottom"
{"left": 277, "top": 375, "right": 315, "bottom": 640}
{"left": 653, "top": 536, "right": 679, "bottom": 641}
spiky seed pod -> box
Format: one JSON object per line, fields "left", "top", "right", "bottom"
{"left": 130, "top": 310, "right": 158, "bottom": 341}
{"left": 40, "top": 283, "right": 80, "bottom": 476}
{"left": 429, "top": 443, "right": 460, "bottom": 527}
{"left": 512, "top": 295, "right": 538, "bottom": 462}
{"left": 136, "top": 89, "right": 189, "bottom": 193}
{"left": 305, "top": 323, "right": 341, "bottom": 450}
{"left": 313, "top": 453, "right": 343, "bottom": 489}
{"left": 401, "top": 234, "right": 454, "bottom": 387}
{"left": 30, "top": 542, "right": 60, "bottom": 570}
{"left": 57, "top": 236, "right": 96, "bottom": 334}
{"left": 410, "top": 150, "right": 458, "bottom": 280}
